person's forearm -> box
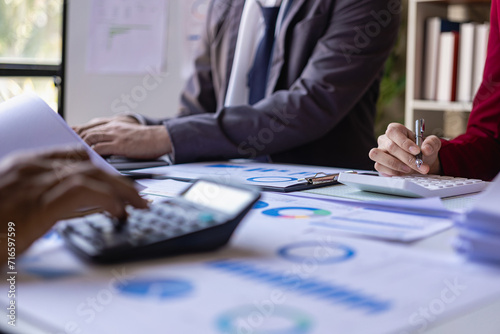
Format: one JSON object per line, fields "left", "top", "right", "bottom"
{"left": 440, "top": 136, "right": 500, "bottom": 180}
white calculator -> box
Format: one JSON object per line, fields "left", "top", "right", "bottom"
{"left": 337, "top": 172, "right": 488, "bottom": 198}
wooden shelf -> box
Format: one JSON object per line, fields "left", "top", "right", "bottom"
{"left": 411, "top": 100, "right": 473, "bottom": 112}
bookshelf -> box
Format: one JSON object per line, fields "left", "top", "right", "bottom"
{"left": 405, "top": 0, "right": 491, "bottom": 138}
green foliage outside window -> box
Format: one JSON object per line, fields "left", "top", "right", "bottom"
{"left": 0, "top": 0, "right": 62, "bottom": 108}
{"left": 0, "top": 0, "right": 62, "bottom": 62}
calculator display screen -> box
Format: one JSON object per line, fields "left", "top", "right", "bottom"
{"left": 182, "top": 181, "right": 255, "bottom": 216}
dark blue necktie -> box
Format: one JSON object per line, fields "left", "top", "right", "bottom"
{"left": 248, "top": 5, "right": 281, "bottom": 105}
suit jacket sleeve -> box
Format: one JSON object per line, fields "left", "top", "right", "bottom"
{"left": 153, "top": 0, "right": 401, "bottom": 164}
{"left": 439, "top": 0, "right": 500, "bottom": 181}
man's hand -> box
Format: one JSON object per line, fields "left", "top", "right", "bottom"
{"left": 0, "top": 148, "right": 148, "bottom": 260}
{"left": 369, "top": 123, "right": 442, "bottom": 176}
{"left": 74, "top": 116, "right": 172, "bottom": 159}
{"left": 72, "top": 115, "right": 138, "bottom": 134}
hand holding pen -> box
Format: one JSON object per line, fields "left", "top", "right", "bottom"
{"left": 369, "top": 122, "right": 443, "bottom": 176}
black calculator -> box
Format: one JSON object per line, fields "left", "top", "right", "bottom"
{"left": 57, "top": 180, "right": 261, "bottom": 263}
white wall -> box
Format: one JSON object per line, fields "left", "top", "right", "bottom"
{"left": 64, "top": 0, "right": 198, "bottom": 125}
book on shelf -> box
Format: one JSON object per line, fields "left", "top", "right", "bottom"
{"left": 472, "top": 22, "right": 490, "bottom": 97}
{"left": 457, "top": 22, "right": 476, "bottom": 102}
{"left": 422, "top": 17, "right": 490, "bottom": 103}
{"left": 423, "top": 17, "right": 460, "bottom": 101}
{"left": 436, "top": 31, "right": 459, "bottom": 102}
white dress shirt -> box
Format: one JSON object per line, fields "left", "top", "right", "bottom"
{"left": 224, "top": 0, "right": 288, "bottom": 107}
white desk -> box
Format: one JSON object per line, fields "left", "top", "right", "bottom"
{"left": 2, "top": 184, "right": 499, "bottom": 334}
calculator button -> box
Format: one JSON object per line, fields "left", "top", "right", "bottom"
{"left": 73, "top": 223, "right": 96, "bottom": 238}
{"left": 89, "top": 218, "right": 115, "bottom": 234}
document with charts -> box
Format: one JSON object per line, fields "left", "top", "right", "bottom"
{"left": 135, "top": 161, "right": 354, "bottom": 191}
{"left": 3, "top": 216, "right": 500, "bottom": 334}
{"left": 248, "top": 192, "right": 453, "bottom": 242}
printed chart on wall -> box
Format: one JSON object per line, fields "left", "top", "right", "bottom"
{"left": 182, "top": 0, "right": 210, "bottom": 77}
{"left": 87, "top": 0, "right": 168, "bottom": 74}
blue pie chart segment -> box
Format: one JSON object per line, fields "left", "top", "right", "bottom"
{"left": 278, "top": 242, "right": 356, "bottom": 264}
{"left": 253, "top": 201, "right": 270, "bottom": 209}
{"left": 24, "top": 267, "right": 79, "bottom": 280}
{"left": 262, "top": 207, "right": 331, "bottom": 219}
{"left": 117, "top": 278, "right": 193, "bottom": 299}
{"left": 217, "top": 305, "right": 313, "bottom": 334}
{"left": 247, "top": 176, "right": 298, "bottom": 183}
{"left": 206, "top": 164, "right": 246, "bottom": 169}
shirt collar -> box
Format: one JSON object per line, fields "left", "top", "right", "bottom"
{"left": 257, "top": 0, "right": 282, "bottom": 7}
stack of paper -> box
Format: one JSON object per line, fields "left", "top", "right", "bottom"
{"left": 454, "top": 173, "right": 500, "bottom": 263}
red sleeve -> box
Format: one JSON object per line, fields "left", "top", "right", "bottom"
{"left": 439, "top": 0, "right": 500, "bottom": 181}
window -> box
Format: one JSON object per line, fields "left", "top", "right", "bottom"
{"left": 0, "top": 0, "right": 64, "bottom": 113}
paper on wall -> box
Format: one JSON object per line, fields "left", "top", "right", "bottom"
{"left": 87, "top": 0, "right": 168, "bottom": 74}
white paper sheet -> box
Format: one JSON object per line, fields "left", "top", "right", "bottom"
{"left": 87, "top": 0, "right": 168, "bottom": 74}
{"left": 0, "top": 94, "right": 116, "bottom": 174}
{"left": 288, "top": 192, "right": 455, "bottom": 218}
{"left": 246, "top": 192, "right": 453, "bottom": 242}
{"left": 454, "top": 173, "right": 500, "bottom": 262}
{"left": 3, "top": 226, "right": 500, "bottom": 334}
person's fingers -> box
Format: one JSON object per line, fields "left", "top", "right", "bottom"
{"left": 30, "top": 158, "right": 146, "bottom": 210}
{"left": 385, "top": 123, "right": 419, "bottom": 155}
{"left": 81, "top": 131, "right": 115, "bottom": 146}
{"left": 378, "top": 134, "right": 419, "bottom": 169}
{"left": 84, "top": 169, "right": 148, "bottom": 209}
{"left": 379, "top": 132, "right": 431, "bottom": 174}
{"left": 42, "top": 176, "right": 129, "bottom": 221}
{"left": 36, "top": 148, "right": 90, "bottom": 162}
{"left": 6, "top": 147, "right": 89, "bottom": 164}
{"left": 72, "top": 118, "right": 112, "bottom": 135}
{"left": 370, "top": 148, "right": 412, "bottom": 174}
{"left": 58, "top": 162, "right": 148, "bottom": 209}
{"left": 73, "top": 116, "right": 139, "bottom": 135}
{"left": 374, "top": 162, "right": 404, "bottom": 176}
{"left": 92, "top": 142, "right": 120, "bottom": 156}
{"left": 421, "top": 135, "right": 442, "bottom": 156}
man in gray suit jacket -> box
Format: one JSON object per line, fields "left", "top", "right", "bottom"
{"left": 76, "top": 0, "right": 401, "bottom": 170}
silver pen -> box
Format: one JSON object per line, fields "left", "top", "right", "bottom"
{"left": 415, "top": 119, "right": 425, "bottom": 168}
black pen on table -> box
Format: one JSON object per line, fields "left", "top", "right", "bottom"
{"left": 415, "top": 119, "right": 425, "bottom": 168}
